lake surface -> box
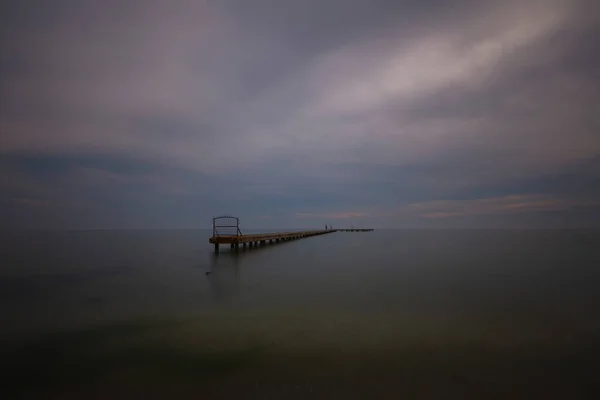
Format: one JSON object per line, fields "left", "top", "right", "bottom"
{"left": 1, "top": 229, "right": 599, "bottom": 398}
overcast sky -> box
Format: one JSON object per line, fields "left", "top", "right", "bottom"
{"left": 1, "top": 0, "right": 599, "bottom": 229}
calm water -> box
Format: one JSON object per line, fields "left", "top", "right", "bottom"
{"left": 1, "top": 229, "right": 599, "bottom": 398}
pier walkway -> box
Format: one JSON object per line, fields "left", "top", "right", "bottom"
{"left": 210, "top": 229, "right": 336, "bottom": 252}
{"left": 208, "top": 215, "right": 372, "bottom": 253}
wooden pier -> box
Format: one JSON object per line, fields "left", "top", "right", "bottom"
{"left": 210, "top": 229, "right": 336, "bottom": 252}
{"left": 209, "top": 215, "right": 373, "bottom": 253}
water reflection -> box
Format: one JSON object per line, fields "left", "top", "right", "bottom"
{"left": 206, "top": 252, "right": 241, "bottom": 303}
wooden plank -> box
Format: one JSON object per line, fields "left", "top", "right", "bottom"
{"left": 209, "top": 229, "right": 336, "bottom": 244}
{"left": 209, "top": 227, "right": 374, "bottom": 250}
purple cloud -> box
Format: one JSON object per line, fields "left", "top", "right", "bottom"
{"left": 1, "top": 0, "right": 598, "bottom": 228}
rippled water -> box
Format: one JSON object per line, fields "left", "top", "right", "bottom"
{"left": 1, "top": 229, "right": 599, "bottom": 398}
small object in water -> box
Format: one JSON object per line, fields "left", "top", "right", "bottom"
{"left": 206, "top": 271, "right": 212, "bottom": 275}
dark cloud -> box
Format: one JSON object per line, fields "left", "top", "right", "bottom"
{"left": 0, "top": 0, "right": 598, "bottom": 228}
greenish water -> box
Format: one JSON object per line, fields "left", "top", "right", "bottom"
{"left": 1, "top": 229, "right": 599, "bottom": 398}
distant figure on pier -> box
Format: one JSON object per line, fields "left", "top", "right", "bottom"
{"left": 325, "top": 224, "right": 327, "bottom": 230}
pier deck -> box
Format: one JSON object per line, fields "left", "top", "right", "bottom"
{"left": 209, "top": 229, "right": 336, "bottom": 252}
{"left": 209, "top": 215, "right": 373, "bottom": 253}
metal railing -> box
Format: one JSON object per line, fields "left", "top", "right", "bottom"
{"left": 212, "top": 215, "right": 242, "bottom": 237}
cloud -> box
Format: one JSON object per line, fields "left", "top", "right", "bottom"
{"left": 303, "top": 1, "right": 567, "bottom": 117}
{"left": 292, "top": 193, "right": 600, "bottom": 223}
{"left": 296, "top": 212, "right": 366, "bottom": 220}
{"left": 10, "top": 197, "right": 50, "bottom": 207}
{"left": 0, "top": 0, "right": 598, "bottom": 228}
{"left": 402, "top": 195, "right": 600, "bottom": 219}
